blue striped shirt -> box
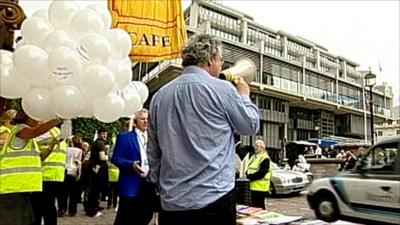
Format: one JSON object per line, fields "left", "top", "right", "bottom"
{"left": 147, "top": 66, "right": 260, "bottom": 210}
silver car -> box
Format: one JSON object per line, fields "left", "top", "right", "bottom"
{"left": 270, "top": 162, "right": 310, "bottom": 195}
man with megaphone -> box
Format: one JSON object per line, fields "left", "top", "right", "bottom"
{"left": 147, "top": 34, "right": 260, "bottom": 225}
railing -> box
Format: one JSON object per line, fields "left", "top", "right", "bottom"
{"left": 142, "top": 59, "right": 182, "bottom": 83}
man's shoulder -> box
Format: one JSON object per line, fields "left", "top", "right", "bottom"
{"left": 117, "top": 131, "right": 136, "bottom": 139}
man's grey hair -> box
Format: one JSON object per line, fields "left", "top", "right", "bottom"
{"left": 134, "top": 108, "right": 148, "bottom": 121}
{"left": 181, "top": 34, "right": 222, "bottom": 67}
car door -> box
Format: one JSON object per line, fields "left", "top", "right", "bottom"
{"left": 344, "top": 140, "right": 400, "bottom": 216}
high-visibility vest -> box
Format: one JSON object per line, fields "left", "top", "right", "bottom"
{"left": 108, "top": 161, "right": 119, "bottom": 182}
{"left": 41, "top": 127, "right": 67, "bottom": 182}
{"left": 247, "top": 151, "right": 272, "bottom": 192}
{"left": 0, "top": 125, "right": 42, "bottom": 194}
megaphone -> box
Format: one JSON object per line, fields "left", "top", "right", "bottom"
{"left": 219, "top": 58, "right": 256, "bottom": 84}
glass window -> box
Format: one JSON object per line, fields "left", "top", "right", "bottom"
{"left": 361, "top": 141, "right": 399, "bottom": 171}
{"left": 273, "top": 76, "right": 281, "bottom": 88}
{"left": 272, "top": 64, "right": 280, "bottom": 75}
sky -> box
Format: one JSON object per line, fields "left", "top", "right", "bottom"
{"left": 19, "top": 0, "right": 400, "bottom": 106}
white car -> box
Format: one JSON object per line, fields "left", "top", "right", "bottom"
{"left": 307, "top": 137, "right": 400, "bottom": 224}
{"left": 270, "top": 162, "right": 310, "bottom": 195}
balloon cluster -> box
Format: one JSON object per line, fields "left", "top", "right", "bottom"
{"left": 0, "top": 1, "right": 148, "bottom": 123}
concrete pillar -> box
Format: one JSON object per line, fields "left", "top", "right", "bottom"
{"left": 189, "top": 1, "right": 200, "bottom": 29}
{"left": 257, "top": 39, "right": 265, "bottom": 84}
{"left": 342, "top": 61, "right": 347, "bottom": 80}
{"left": 315, "top": 48, "right": 320, "bottom": 70}
{"left": 282, "top": 36, "right": 288, "bottom": 59}
{"left": 240, "top": 18, "right": 248, "bottom": 45}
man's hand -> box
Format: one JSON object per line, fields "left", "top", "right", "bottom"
{"left": 133, "top": 161, "right": 145, "bottom": 174}
{"left": 233, "top": 76, "right": 250, "bottom": 95}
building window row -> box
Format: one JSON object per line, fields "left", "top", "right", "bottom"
{"left": 198, "top": 7, "right": 240, "bottom": 31}
{"left": 346, "top": 64, "right": 358, "bottom": 75}
{"left": 287, "top": 40, "right": 313, "bottom": 56}
{"left": 257, "top": 95, "right": 287, "bottom": 113}
{"left": 210, "top": 28, "right": 240, "bottom": 42}
{"left": 306, "top": 60, "right": 316, "bottom": 69}
{"left": 265, "top": 44, "right": 282, "bottom": 57}
{"left": 320, "top": 55, "right": 339, "bottom": 68}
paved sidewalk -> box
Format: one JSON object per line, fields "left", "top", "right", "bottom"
{"left": 59, "top": 193, "right": 313, "bottom": 225}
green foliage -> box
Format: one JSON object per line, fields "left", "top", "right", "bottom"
{"left": 72, "top": 118, "right": 125, "bottom": 144}
{"left": 10, "top": 99, "right": 21, "bottom": 110}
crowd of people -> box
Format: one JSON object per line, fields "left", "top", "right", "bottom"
{"left": 1, "top": 32, "right": 377, "bottom": 225}
{"left": 0, "top": 33, "right": 290, "bottom": 225}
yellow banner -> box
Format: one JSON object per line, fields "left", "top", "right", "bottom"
{"left": 109, "top": 0, "right": 188, "bottom": 62}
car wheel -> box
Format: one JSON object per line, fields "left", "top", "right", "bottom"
{"left": 314, "top": 195, "right": 339, "bottom": 222}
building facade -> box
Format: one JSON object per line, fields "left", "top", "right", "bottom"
{"left": 132, "top": 0, "right": 393, "bottom": 152}
{"left": 376, "top": 105, "right": 400, "bottom": 142}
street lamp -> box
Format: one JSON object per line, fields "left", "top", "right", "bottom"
{"left": 364, "top": 70, "right": 376, "bottom": 145}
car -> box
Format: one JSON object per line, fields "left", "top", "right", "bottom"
{"left": 306, "top": 137, "right": 400, "bottom": 224}
{"left": 269, "top": 162, "right": 310, "bottom": 195}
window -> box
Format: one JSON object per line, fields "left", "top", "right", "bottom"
{"left": 360, "top": 141, "right": 399, "bottom": 172}
{"left": 397, "top": 130, "right": 400, "bottom": 135}
{"left": 377, "top": 131, "right": 383, "bottom": 136}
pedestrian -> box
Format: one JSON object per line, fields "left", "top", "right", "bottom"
{"left": 147, "top": 34, "right": 260, "bottom": 225}
{"left": 112, "top": 109, "right": 154, "bottom": 225}
{"left": 315, "top": 145, "right": 322, "bottom": 159}
{"left": 246, "top": 140, "right": 272, "bottom": 209}
{"left": 58, "top": 136, "right": 82, "bottom": 217}
{"left": 32, "top": 127, "right": 67, "bottom": 225}
{"left": 0, "top": 110, "right": 63, "bottom": 225}
{"left": 85, "top": 128, "right": 109, "bottom": 217}
{"left": 322, "top": 148, "right": 331, "bottom": 158}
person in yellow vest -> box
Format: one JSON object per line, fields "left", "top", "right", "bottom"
{"left": 0, "top": 110, "right": 63, "bottom": 225}
{"left": 245, "top": 140, "right": 272, "bottom": 209}
{"left": 31, "top": 126, "right": 67, "bottom": 225}
{"left": 0, "top": 109, "right": 17, "bottom": 148}
{"left": 107, "top": 134, "right": 120, "bottom": 210}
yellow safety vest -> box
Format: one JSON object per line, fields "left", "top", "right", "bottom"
{"left": 0, "top": 125, "right": 42, "bottom": 194}
{"left": 108, "top": 161, "right": 119, "bottom": 182}
{"left": 247, "top": 151, "right": 272, "bottom": 192}
{"left": 40, "top": 127, "right": 67, "bottom": 182}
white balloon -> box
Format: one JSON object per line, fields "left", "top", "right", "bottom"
{"left": 86, "top": 4, "right": 112, "bottom": 29}
{"left": 32, "top": 9, "right": 48, "bottom": 20}
{"left": 122, "top": 57, "right": 132, "bottom": 66}
{"left": 41, "top": 30, "right": 76, "bottom": 54}
{"left": 121, "top": 87, "right": 141, "bottom": 117}
{"left": 51, "top": 85, "right": 84, "bottom": 119}
{"left": 22, "top": 88, "right": 56, "bottom": 121}
{"left": 49, "top": 1, "right": 79, "bottom": 30}
{"left": 128, "top": 81, "right": 149, "bottom": 105}
{"left": 48, "top": 46, "right": 83, "bottom": 84}
{"left": 80, "top": 65, "right": 115, "bottom": 98}
{"left": 77, "top": 33, "right": 112, "bottom": 64}
{"left": 107, "top": 59, "right": 132, "bottom": 89}
{"left": 21, "top": 17, "right": 54, "bottom": 46}
{"left": 77, "top": 97, "right": 93, "bottom": 118}
{"left": 12, "top": 45, "right": 49, "bottom": 85}
{"left": 15, "top": 39, "right": 26, "bottom": 49}
{"left": 105, "top": 29, "right": 132, "bottom": 59}
{"left": 93, "top": 93, "right": 125, "bottom": 123}
{"left": 0, "top": 65, "right": 31, "bottom": 99}
{"left": 69, "top": 9, "right": 104, "bottom": 41}
{"left": 0, "top": 49, "right": 13, "bottom": 66}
